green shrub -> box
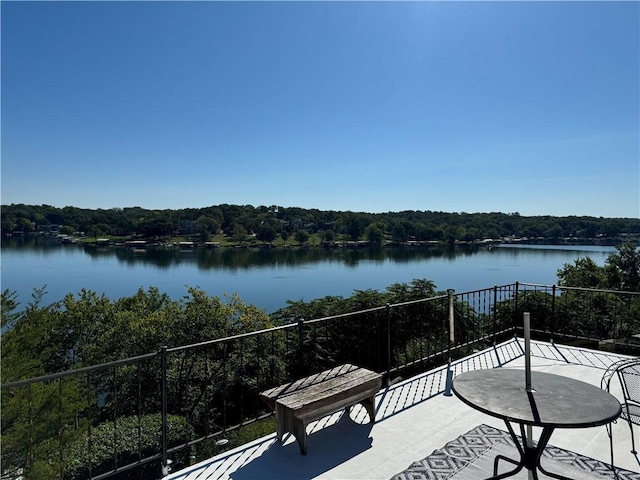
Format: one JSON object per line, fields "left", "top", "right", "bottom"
{"left": 62, "top": 414, "right": 194, "bottom": 480}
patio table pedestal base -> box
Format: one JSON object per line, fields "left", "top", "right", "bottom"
{"left": 489, "top": 421, "right": 571, "bottom": 480}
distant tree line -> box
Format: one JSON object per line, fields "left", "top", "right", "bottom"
{"left": 2, "top": 203, "right": 640, "bottom": 245}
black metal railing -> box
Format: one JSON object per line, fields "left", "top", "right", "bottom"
{"left": 514, "top": 282, "right": 640, "bottom": 344}
{"left": 2, "top": 282, "right": 638, "bottom": 480}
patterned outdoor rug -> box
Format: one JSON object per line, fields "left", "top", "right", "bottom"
{"left": 391, "top": 424, "right": 640, "bottom": 480}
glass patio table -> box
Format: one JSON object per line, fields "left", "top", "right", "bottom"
{"left": 452, "top": 368, "right": 621, "bottom": 480}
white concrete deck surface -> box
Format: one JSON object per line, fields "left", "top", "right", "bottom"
{"left": 167, "top": 338, "right": 640, "bottom": 480}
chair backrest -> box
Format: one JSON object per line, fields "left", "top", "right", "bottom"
{"left": 617, "top": 359, "right": 640, "bottom": 407}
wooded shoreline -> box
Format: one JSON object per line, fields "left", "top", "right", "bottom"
{"left": 3, "top": 203, "right": 639, "bottom": 248}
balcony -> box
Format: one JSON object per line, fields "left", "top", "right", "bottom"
{"left": 2, "top": 283, "right": 639, "bottom": 479}
{"left": 167, "top": 338, "right": 640, "bottom": 479}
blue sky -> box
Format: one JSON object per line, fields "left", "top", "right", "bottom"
{"left": 2, "top": 1, "right": 639, "bottom": 218}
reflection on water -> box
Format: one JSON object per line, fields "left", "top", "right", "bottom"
{"left": 6, "top": 238, "right": 612, "bottom": 270}
{"left": 101, "top": 243, "right": 467, "bottom": 270}
{"left": 1, "top": 237, "right": 617, "bottom": 313}
{"left": 3, "top": 238, "right": 476, "bottom": 270}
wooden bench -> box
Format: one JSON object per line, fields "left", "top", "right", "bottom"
{"left": 259, "top": 364, "right": 382, "bottom": 454}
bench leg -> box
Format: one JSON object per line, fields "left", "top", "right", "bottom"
{"left": 275, "top": 403, "right": 289, "bottom": 442}
{"left": 361, "top": 395, "right": 376, "bottom": 423}
{"left": 293, "top": 417, "right": 308, "bottom": 455}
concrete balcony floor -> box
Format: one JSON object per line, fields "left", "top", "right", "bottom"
{"left": 168, "top": 338, "right": 640, "bottom": 480}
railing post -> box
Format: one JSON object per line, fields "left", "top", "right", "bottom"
{"left": 161, "top": 346, "right": 169, "bottom": 477}
{"left": 386, "top": 303, "right": 391, "bottom": 387}
{"left": 513, "top": 282, "right": 520, "bottom": 336}
{"left": 551, "top": 285, "right": 557, "bottom": 342}
{"left": 297, "top": 319, "right": 305, "bottom": 376}
{"left": 492, "top": 285, "right": 498, "bottom": 344}
{"left": 492, "top": 285, "right": 504, "bottom": 366}
{"left": 448, "top": 289, "right": 455, "bottom": 348}
{"left": 444, "top": 289, "right": 455, "bottom": 397}
{"left": 58, "top": 379, "right": 64, "bottom": 480}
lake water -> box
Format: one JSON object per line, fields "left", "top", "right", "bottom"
{"left": 1, "top": 239, "right": 617, "bottom": 313}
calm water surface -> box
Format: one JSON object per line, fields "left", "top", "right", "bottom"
{"left": 1, "top": 239, "right": 616, "bottom": 313}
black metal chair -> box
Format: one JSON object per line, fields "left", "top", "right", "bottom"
{"left": 601, "top": 357, "right": 640, "bottom": 470}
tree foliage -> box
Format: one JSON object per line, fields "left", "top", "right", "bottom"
{"left": 557, "top": 243, "right": 640, "bottom": 292}
{"left": 1, "top": 287, "right": 275, "bottom": 479}
{"left": 522, "top": 243, "right": 640, "bottom": 341}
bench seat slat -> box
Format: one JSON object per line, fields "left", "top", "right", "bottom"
{"left": 260, "top": 364, "right": 361, "bottom": 401}
{"left": 277, "top": 374, "right": 381, "bottom": 410}
{"left": 291, "top": 384, "right": 381, "bottom": 422}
